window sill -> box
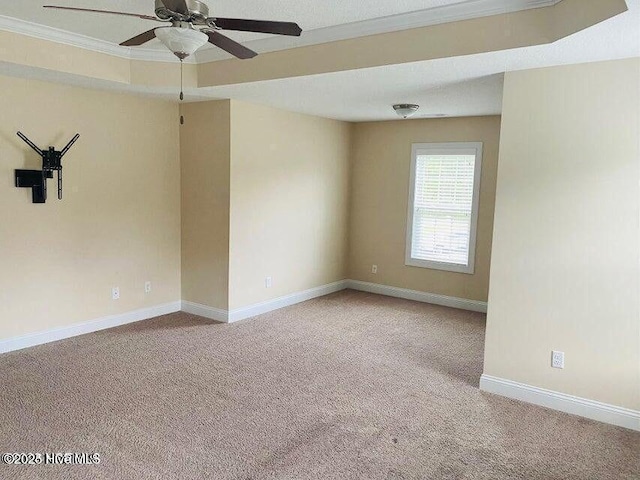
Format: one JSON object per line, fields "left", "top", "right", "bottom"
{"left": 405, "top": 258, "right": 475, "bottom": 275}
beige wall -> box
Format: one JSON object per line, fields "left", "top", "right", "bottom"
{"left": 197, "top": 0, "right": 627, "bottom": 88}
{"left": 180, "top": 100, "right": 231, "bottom": 310}
{"left": 0, "top": 75, "right": 181, "bottom": 340}
{"left": 484, "top": 59, "right": 640, "bottom": 410}
{"left": 0, "top": 30, "right": 199, "bottom": 89}
{"left": 0, "top": 1, "right": 626, "bottom": 92}
{"left": 348, "top": 116, "right": 501, "bottom": 302}
{"left": 229, "top": 101, "right": 351, "bottom": 309}
{"left": 0, "top": 30, "right": 130, "bottom": 84}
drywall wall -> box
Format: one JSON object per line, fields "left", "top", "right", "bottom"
{"left": 196, "top": 0, "right": 627, "bottom": 87}
{"left": 0, "top": 75, "right": 180, "bottom": 340}
{"left": 180, "top": 100, "right": 231, "bottom": 310}
{"left": 349, "top": 116, "right": 501, "bottom": 302}
{"left": 229, "top": 101, "right": 351, "bottom": 310}
{"left": 0, "top": 0, "right": 626, "bottom": 92}
{"left": 484, "top": 58, "right": 640, "bottom": 410}
{"left": 0, "top": 30, "right": 199, "bottom": 89}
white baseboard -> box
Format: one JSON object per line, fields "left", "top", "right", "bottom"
{"left": 0, "top": 281, "right": 485, "bottom": 354}
{"left": 181, "top": 280, "right": 487, "bottom": 323}
{"left": 181, "top": 281, "right": 349, "bottom": 323}
{"left": 228, "top": 280, "right": 349, "bottom": 322}
{"left": 346, "top": 279, "right": 488, "bottom": 313}
{"left": 480, "top": 374, "right": 640, "bottom": 431}
{"left": 0, "top": 301, "right": 181, "bottom": 355}
{"left": 181, "top": 300, "right": 228, "bottom": 323}
{"left": 4, "top": 290, "right": 634, "bottom": 433}
{"left": 182, "top": 279, "right": 484, "bottom": 323}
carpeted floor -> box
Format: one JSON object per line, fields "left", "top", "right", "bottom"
{"left": 0, "top": 290, "right": 638, "bottom": 479}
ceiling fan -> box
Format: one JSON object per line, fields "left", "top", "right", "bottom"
{"left": 43, "top": 0, "right": 302, "bottom": 60}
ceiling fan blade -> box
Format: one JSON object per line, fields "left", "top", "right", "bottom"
{"left": 43, "top": 5, "right": 160, "bottom": 21}
{"left": 160, "top": 0, "right": 190, "bottom": 15}
{"left": 206, "top": 31, "right": 257, "bottom": 59}
{"left": 120, "top": 29, "right": 157, "bottom": 47}
{"left": 213, "top": 18, "right": 302, "bottom": 36}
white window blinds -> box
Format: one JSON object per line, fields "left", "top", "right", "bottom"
{"left": 406, "top": 143, "right": 482, "bottom": 274}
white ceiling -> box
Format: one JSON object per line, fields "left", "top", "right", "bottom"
{"left": 193, "top": 0, "right": 640, "bottom": 121}
{"left": 0, "top": 0, "right": 638, "bottom": 121}
{"left": 0, "top": 0, "right": 563, "bottom": 63}
{"left": 0, "top": 0, "right": 483, "bottom": 47}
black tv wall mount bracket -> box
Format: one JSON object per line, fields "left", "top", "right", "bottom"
{"left": 15, "top": 131, "right": 80, "bottom": 204}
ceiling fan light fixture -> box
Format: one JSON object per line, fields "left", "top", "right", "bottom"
{"left": 44, "top": 2, "right": 302, "bottom": 60}
{"left": 393, "top": 104, "right": 420, "bottom": 119}
{"left": 155, "top": 26, "right": 208, "bottom": 60}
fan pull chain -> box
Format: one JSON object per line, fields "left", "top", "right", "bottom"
{"left": 180, "top": 59, "right": 184, "bottom": 101}
{"left": 179, "top": 60, "right": 185, "bottom": 125}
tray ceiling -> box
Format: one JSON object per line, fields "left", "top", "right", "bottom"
{"left": 0, "top": 0, "right": 636, "bottom": 121}
{"left": 0, "top": 0, "right": 556, "bottom": 57}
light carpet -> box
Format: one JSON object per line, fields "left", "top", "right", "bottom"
{"left": 0, "top": 290, "right": 638, "bottom": 479}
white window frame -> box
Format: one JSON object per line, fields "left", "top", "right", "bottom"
{"left": 405, "top": 142, "right": 483, "bottom": 274}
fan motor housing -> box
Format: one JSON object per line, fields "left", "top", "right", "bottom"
{"left": 155, "top": 0, "right": 209, "bottom": 21}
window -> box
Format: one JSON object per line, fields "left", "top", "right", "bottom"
{"left": 405, "top": 142, "right": 483, "bottom": 274}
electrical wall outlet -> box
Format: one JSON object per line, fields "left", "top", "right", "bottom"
{"left": 265, "top": 276, "right": 272, "bottom": 288}
{"left": 112, "top": 287, "right": 120, "bottom": 300}
{"left": 551, "top": 351, "right": 565, "bottom": 369}
{"left": 145, "top": 281, "right": 152, "bottom": 293}
{"left": 372, "top": 264, "right": 378, "bottom": 274}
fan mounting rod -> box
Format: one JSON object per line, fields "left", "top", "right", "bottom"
{"left": 155, "top": 0, "right": 209, "bottom": 22}
{"left": 43, "top": 1, "right": 302, "bottom": 60}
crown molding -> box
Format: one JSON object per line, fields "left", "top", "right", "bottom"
{"left": 0, "top": 0, "right": 561, "bottom": 66}
{"left": 0, "top": 15, "right": 196, "bottom": 64}
{"left": 194, "top": 0, "right": 561, "bottom": 63}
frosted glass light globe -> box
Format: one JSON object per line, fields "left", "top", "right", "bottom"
{"left": 155, "top": 27, "right": 208, "bottom": 60}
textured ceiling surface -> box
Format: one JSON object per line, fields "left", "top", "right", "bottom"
{"left": 192, "top": 0, "right": 640, "bottom": 121}
{"left": 0, "top": 0, "right": 471, "bottom": 45}
{"left": 0, "top": 1, "right": 638, "bottom": 121}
